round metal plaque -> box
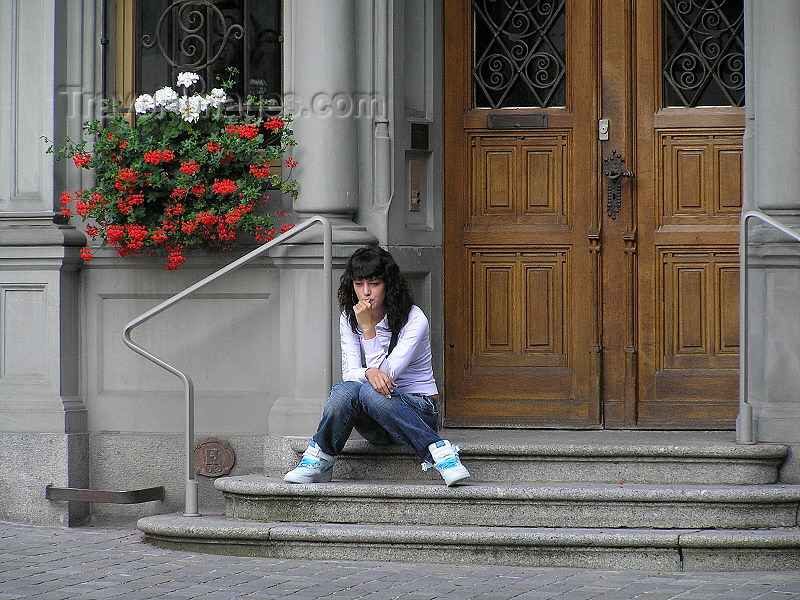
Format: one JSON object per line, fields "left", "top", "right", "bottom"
{"left": 194, "top": 438, "right": 235, "bottom": 478}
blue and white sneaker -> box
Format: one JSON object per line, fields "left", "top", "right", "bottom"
{"left": 422, "top": 440, "right": 470, "bottom": 486}
{"left": 284, "top": 440, "right": 335, "bottom": 483}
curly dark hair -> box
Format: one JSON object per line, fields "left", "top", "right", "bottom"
{"left": 338, "top": 246, "right": 415, "bottom": 334}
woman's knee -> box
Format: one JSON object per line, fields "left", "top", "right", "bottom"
{"left": 358, "top": 382, "right": 392, "bottom": 412}
{"left": 324, "top": 381, "right": 361, "bottom": 412}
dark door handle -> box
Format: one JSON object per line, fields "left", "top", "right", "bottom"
{"left": 604, "top": 149, "right": 634, "bottom": 219}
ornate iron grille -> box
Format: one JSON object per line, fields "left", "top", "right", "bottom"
{"left": 472, "top": 0, "right": 567, "bottom": 109}
{"left": 663, "top": 0, "right": 744, "bottom": 107}
{"left": 137, "top": 0, "right": 282, "bottom": 105}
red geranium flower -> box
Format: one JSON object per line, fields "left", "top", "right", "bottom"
{"left": 76, "top": 199, "right": 91, "bottom": 216}
{"left": 226, "top": 124, "right": 259, "bottom": 140}
{"left": 117, "top": 168, "right": 138, "bottom": 183}
{"left": 106, "top": 226, "right": 125, "bottom": 245}
{"left": 72, "top": 153, "right": 92, "bottom": 168}
{"left": 249, "top": 163, "right": 270, "bottom": 178}
{"left": 180, "top": 160, "right": 200, "bottom": 175}
{"left": 211, "top": 179, "right": 237, "bottom": 194}
{"left": 166, "top": 203, "right": 184, "bottom": 217}
{"left": 264, "top": 117, "right": 285, "bottom": 131}
{"left": 181, "top": 222, "right": 198, "bottom": 235}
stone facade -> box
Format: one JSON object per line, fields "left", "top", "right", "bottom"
{"left": 0, "top": 0, "right": 797, "bottom": 525}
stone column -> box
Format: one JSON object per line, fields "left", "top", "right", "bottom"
{"left": 284, "top": 0, "right": 377, "bottom": 244}
{"left": 268, "top": 1, "right": 377, "bottom": 436}
{"left": 0, "top": 0, "right": 94, "bottom": 524}
{"left": 743, "top": 1, "right": 800, "bottom": 482}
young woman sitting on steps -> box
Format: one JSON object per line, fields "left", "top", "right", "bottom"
{"left": 284, "top": 245, "right": 470, "bottom": 486}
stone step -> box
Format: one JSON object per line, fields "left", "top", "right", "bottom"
{"left": 282, "top": 430, "right": 788, "bottom": 485}
{"left": 136, "top": 513, "right": 800, "bottom": 571}
{"left": 216, "top": 476, "right": 800, "bottom": 530}
{"left": 136, "top": 432, "right": 798, "bottom": 571}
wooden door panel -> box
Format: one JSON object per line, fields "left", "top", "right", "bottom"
{"left": 449, "top": 241, "right": 589, "bottom": 426}
{"left": 470, "top": 250, "right": 567, "bottom": 367}
{"left": 471, "top": 134, "right": 569, "bottom": 224}
{"left": 478, "top": 143, "right": 515, "bottom": 216}
{"left": 717, "top": 265, "right": 740, "bottom": 353}
{"left": 659, "top": 250, "right": 739, "bottom": 369}
{"left": 631, "top": 0, "right": 743, "bottom": 428}
{"left": 639, "top": 117, "right": 742, "bottom": 428}
{"left": 658, "top": 131, "right": 743, "bottom": 223}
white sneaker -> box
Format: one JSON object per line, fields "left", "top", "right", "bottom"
{"left": 422, "top": 439, "right": 470, "bottom": 486}
{"left": 284, "top": 440, "right": 335, "bottom": 483}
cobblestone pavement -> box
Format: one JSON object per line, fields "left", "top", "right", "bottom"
{"left": 2, "top": 522, "right": 799, "bottom": 600}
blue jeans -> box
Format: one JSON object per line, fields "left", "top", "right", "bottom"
{"left": 312, "top": 381, "right": 441, "bottom": 463}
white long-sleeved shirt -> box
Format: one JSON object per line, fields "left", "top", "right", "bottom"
{"left": 340, "top": 305, "right": 438, "bottom": 396}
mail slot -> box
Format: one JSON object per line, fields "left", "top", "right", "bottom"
{"left": 487, "top": 114, "right": 548, "bottom": 130}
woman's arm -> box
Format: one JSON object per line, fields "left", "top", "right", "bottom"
{"left": 341, "top": 312, "right": 396, "bottom": 397}
{"left": 362, "top": 307, "right": 428, "bottom": 381}
{"left": 340, "top": 313, "right": 368, "bottom": 383}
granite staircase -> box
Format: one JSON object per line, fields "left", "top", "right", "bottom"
{"left": 137, "top": 430, "right": 800, "bottom": 571}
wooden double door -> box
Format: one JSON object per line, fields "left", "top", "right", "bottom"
{"left": 443, "top": 0, "right": 744, "bottom": 428}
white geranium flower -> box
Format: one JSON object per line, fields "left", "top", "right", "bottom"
{"left": 207, "top": 88, "right": 228, "bottom": 108}
{"left": 178, "top": 95, "right": 208, "bottom": 123}
{"left": 134, "top": 94, "right": 156, "bottom": 114}
{"left": 194, "top": 94, "right": 211, "bottom": 113}
{"left": 153, "top": 86, "right": 179, "bottom": 111}
{"left": 176, "top": 72, "right": 200, "bottom": 88}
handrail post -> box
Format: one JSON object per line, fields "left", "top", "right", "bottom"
{"left": 123, "top": 216, "right": 332, "bottom": 516}
{"left": 739, "top": 210, "right": 800, "bottom": 444}
{"left": 185, "top": 376, "right": 198, "bottom": 516}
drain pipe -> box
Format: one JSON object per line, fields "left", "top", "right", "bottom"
{"left": 739, "top": 211, "right": 754, "bottom": 444}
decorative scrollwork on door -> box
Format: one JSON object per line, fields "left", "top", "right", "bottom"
{"left": 472, "top": 0, "right": 567, "bottom": 109}
{"left": 662, "top": 0, "right": 744, "bottom": 107}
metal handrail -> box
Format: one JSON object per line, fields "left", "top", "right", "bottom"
{"left": 738, "top": 210, "right": 800, "bottom": 444}
{"left": 123, "top": 216, "right": 332, "bottom": 516}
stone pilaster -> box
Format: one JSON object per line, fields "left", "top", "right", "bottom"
{"left": 0, "top": 0, "right": 96, "bottom": 524}
{"left": 743, "top": 1, "right": 800, "bottom": 482}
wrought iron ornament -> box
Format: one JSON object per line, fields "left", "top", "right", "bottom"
{"left": 472, "top": 0, "right": 567, "bottom": 108}
{"left": 138, "top": 0, "right": 282, "bottom": 101}
{"left": 141, "top": 0, "right": 244, "bottom": 73}
{"left": 662, "top": 0, "right": 744, "bottom": 107}
{"left": 604, "top": 149, "right": 634, "bottom": 220}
